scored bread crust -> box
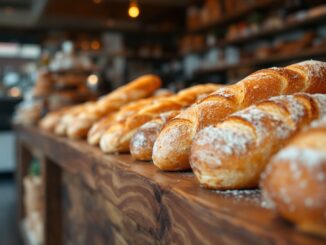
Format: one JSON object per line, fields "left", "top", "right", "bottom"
{"left": 39, "top": 106, "right": 73, "bottom": 132}
{"left": 260, "top": 117, "right": 326, "bottom": 237}
{"left": 100, "top": 84, "right": 220, "bottom": 153}
{"left": 54, "top": 74, "right": 161, "bottom": 139}
{"left": 190, "top": 93, "right": 326, "bottom": 189}
{"left": 153, "top": 60, "right": 326, "bottom": 171}
{"left": 130, "top": 110, "right": 180, "bottom": 161}
{"left": 87, "top": 96, "right": 167, "bottom": 145}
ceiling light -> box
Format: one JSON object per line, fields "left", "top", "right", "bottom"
{"left": 93, "top": 0, "right": 102, "bottom": 4}
{"left": 128, "top": 1, "right": 140, "bottom": 18}
{"left": 87, "top": 74, "right": 98, "bottom": 86}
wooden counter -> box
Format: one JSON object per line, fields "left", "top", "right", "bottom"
{"left": 15, "top": 125, "right": 325, "bottom": 245}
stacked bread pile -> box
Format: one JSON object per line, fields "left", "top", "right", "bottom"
{"left": 33, "top": 70, "right": 94, "bottom": 111}
{"left": 40, "top": 60, "right": 326, "bottom": 237}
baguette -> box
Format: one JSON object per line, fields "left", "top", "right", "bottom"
{"left": 153, "top": 60, "right": 326, "bottom": 171}
{"left": 54, "top": 102, "right": 95, "bottom": 136}
{"left": 190, "top": 93, "right": 326, "bottom": 189}
{"left": 66, "top": 74, "right": 162, "bottom": 139}
{"left": 260, "top": 116, "right": 326, "bottom": 237}
{"left": 87, "top": 96, "right": 167, "bottom": 145}
{"left": 130, "top": 110, "right": 180, "bottom": 160}
{"left": 100, "top": 84, "right": 220, "bottom": 153}
{"left": 39, "top": 106, "right": 73, "bottom": 132}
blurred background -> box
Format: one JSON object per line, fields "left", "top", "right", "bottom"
{"left": 1, "top": 0, "right": 326, "bottom": 244}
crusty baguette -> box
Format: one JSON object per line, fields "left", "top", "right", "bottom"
{"left": 190, "top": 93, "right": 326, "bottom": 189}
{"left": 39, "top": 106, "right": 73, "bottom": 132}
{"left": 87, "top": 96, "right": 166, "bottom": 145}
{"left": 100, "top": 84, "right": 220, "bottom": 153}
{"left": 96, "top": 74, "right": 162, "bottom": 114}
{"left": 54, "top": 102, "right": 95, "bottom": 136}
{"left": 153, "top": 60, "right": 326, "bottom": 171}
{"left": 130, "top": 110, "right": 180, "bottom": 160}
{"left": 260, "top": 116, "right": 326, "bottom": 237}
{"left": 65, "top": 74, "right": 162, "bottom": 139}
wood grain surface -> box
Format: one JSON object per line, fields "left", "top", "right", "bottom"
{"left": 15, "top": 125, "right": 325, "bottom": 245}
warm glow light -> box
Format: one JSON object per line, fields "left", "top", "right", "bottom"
{"left": 8, "top": 87, "right": 21, "bottom": 97}
{"left": 93, "top": 0, "right": 102, "bottom": 4}
{"left": 91, "top": 40, "right": 100, "bottom": 50}
{"left": 128, "top": 1, "right": 140, "bottom": 18}
{"left": 87, "top": 74, "right": 98, "bottom": 86}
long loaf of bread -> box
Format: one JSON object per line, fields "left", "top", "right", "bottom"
{"left": 100, "top": 84, "right": 219, "bottom": 153}
{"left": 153, "top": 60, "right": 326, "bottom": 171}
{"left": 65, "top": 74, "right": 162, "bottom": 139}
{"left": 260, "top": 116, "right": 326, "bottom": 237}
{"left": 190, "top": 93, "right": 326, "bottom": 189}
{"left": 55, "top": 102, "right": 95, "bottom": 136}
{"left": 130, "top": 110, "right": 180, "bottom": 160}
{"left": 39, "top": 106, "right": 73, "bottom": 132}
{"left": 87, "top": 95, "right": 169, "bottom": 145}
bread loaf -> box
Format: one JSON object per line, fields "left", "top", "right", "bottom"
{"left": 65, "top": 74, "right": 162, "bottom": 139}
{"left": 130, "top": 110, "right": 180, "bottom": 160}
{"left": 153, "top": 60, "right": 326, "bottom": 171}
{"left": 100, "top": 84, "right": 219, "bottom": 153}
{"left": 87, "top": 96, "right": 165, "bottom": 145}
{"left": 39, "top": 106, "right": 72, "bottom": 132}
{"left": 190, "top": 93, "right": 326, "bottom": 189}
{"left": 260, "top": 116, "right": 326, "bottom": 237}
{"left": 54, "top": 102, "right": 95, "bottom": 136}
{"left": 96, "top": 74, "right": 162, "bottom": 114}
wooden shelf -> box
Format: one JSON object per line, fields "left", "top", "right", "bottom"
{"left": 181, "top": 11, "right": 326, "bottom": 57}
{"left": 110, "top": 52, "right": 174, "bottom": 62}
{"left": 188, "top": 0, "right": 282, "bottom": 34}
{"left": 194, "top": 46, "right": 326, "bottom": 76}
{"left": 15, "top": 125, "right": 325, "bottom": 244}
{"left": 222, "top": 12, "right": 326, "bottom": 46}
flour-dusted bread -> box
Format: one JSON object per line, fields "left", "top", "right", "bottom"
{"left": 153, "top": 60, "right": 326, "bottom": 171}
{"left": 64, "top": 74, "right": 162, "bottom": 139}
{"left": 190, "top": 93, "right": 326, "bottom": 189}
{"left": 130, "top": 110, "right": 180, "bottom": 161}
{"left": 87, "top": 96, "right": 166, "bottom": 145}
{"left": 261, "top": 116, "right": 326, "bottom": 237}
{"left": 100, "top": 84, "right": 220, "bottom": 153}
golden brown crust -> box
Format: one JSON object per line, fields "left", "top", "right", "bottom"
{"left": 39, "top": 106, "right": 73, "bottom": 132}
{"left": 87, "top": 96, "right": 163, "bottom": 145}
{"left": 54, "top": 102, "right": 94, "bottom": 136}
{"left": 153, "top": 60, "right": 326, "bottom": 171}
{"left": 64, "top": 74, "right": 162, "bottom": 139}
{"left": 99, "top": 84, "right": 220, "bottom": 153}
{"left": 260, "top": 117, "right": 326, "bottom": 237}
{"left": 190, "top": 93, "right": 326, "bottom": 190}
{"left": 130, "top": 110, "right": 180, "bottom": 161}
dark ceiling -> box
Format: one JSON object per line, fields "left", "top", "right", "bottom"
{"left": 0, "top": 0, "right": 198, "bottom": 31}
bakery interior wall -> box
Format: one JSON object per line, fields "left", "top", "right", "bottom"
{"left": 1, "top": 0, "right": 326, "bottom": 243}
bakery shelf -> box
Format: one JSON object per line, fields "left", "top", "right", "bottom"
{"left": 194, "top": 46, "right": 326, "bottom": 76}
{"left": 222, "top": 11, "right": 326, "bottom": 47}
{"left": 15, "top": 125, "right": 325, "bottom": 244}
{"left": 181, "top": 11, "right": 326, "bottom": 57}
{"left": 188, "top": 0, "right": 282, "bottom": 34}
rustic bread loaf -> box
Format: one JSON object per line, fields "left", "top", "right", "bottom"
{"left": 260, "top": 116, "right": 326, "bottom": 237}
{"left": 65, "top": 74, "right": 162, "bottom": 139}
{"left": 100, "top": 84, "right": 220, "bottom": 153}
{"left": 153, "top": 60, "right": 326, "bottom": 171}
{"left": 190, "top": 93, "right": 326, "bottom": 189}
{"left": 130, "top": 110, "right": 180, "bottom": 160}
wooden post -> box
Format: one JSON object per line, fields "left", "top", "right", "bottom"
{"left": 16, "top": 138, "right": 33, "bottom": 222}
{"left": 42, "top": 157, "right": 62, "bottom": 245}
